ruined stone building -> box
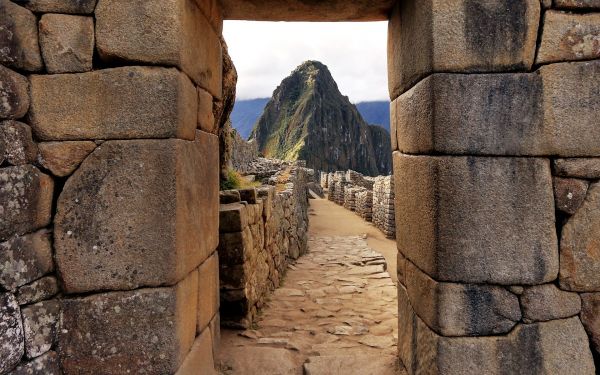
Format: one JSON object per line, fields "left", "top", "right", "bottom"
{"left": 1, "top": 0, "right": 600, "bottom": 374}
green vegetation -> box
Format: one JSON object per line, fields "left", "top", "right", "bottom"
{"left": 220, "top": 169, "right": 259, "bottom": 191}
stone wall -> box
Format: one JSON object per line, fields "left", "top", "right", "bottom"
{"left": 0, "top": 0, "right": 225, "bottom": 373}
{"left": 389, "top": 0, "right": 600, "bottom": 373}
{"left": 218, "top": 167, "right": 309, "bottom": 328}
{"left": 230, "top": 129, "right": 258, "bottom": 174}
{"left": 372, "top": 176, "right": 396, "bottom": 239}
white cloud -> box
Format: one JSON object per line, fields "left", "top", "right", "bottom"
{"left": 223, "top": 21, "right": 389, "bottom": 103}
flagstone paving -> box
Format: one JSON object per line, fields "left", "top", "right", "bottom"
{"left": 217, "top": 235, "right": 404, "bottom": 375}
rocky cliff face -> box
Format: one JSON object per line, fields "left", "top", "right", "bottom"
{"left": 369, "top": 125, "right": 392, "bottom": 175}
{"left": 249, "top": 61, "right": 390, "bottom": 176}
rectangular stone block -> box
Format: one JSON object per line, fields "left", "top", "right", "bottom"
{"left": 29, "top": 67, "right": 197, "bottom": 141}
{"left": 388, "top": 0, "right": 540, "bottom": 98}
{"left": 393, "top": 60, "right": 600, "bottom": 157}
{"left": 394, "top": 152, "right": 558, "bottom": 285}
{"left": 16, "top": 276, "right": 59, "bottom": 305}
{"left": 22, "top": 300, "right": 59, "bottom": 359}
{"left": 521, "top": 284, "right": 581, "bottom": 322}
{"left": 15, "top": 0, "right": 97, "bottom": 14}
{"left": 399, "top": 286, "right": 595, "bottom": 374}
{"left": 554, "top": 158, "right": 600, "bottom": 179}
{"left": 175, "top": 326, "right": 217, "bottom": 375}
{"left": 55, "top": 135, "right": 219, "bottom": 293}
{"left": 0, "top": 230, "right": 53, "bottom": 292}
{"left": 197, "top": 252, "right": 219, "bottom": 334}
{"left": 0, "top": 0, "right": 42, "bottom": 72}
{"left": 555, "top": 0, "right": 600, "bottom": 9}
{"left": 39, "top": 14, "right": 94, "bottom": 73}
{"left": 405, "top": 260, "right": 520, "bottom": 337}
{"left": 0, "top": 166, "right": 54, "bottom": 242}
{"left": 220, "top": 203, "right": 249, "bottom": 233}
{"left": 0, "top": 65, "right": 30, "bottom": 120}
{"left": 96, "top": 0, "right": 222, "bottom": 98}
{"left": 198, "top": 88, "right": 216, "bottom": 133}
{"left": 560, "top": 182, "right": 600, "bottom": 291}
{"left": 59, "top": 271, "right": 198, "bottom": 375}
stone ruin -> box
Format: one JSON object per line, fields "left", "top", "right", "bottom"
{"left": 218, "top": 167, "right": 309, "bottom": 328}
{"left": 1, "top": 0, "right": 600, "bottom": 373}
{"left": 322, "top": 170, "right": 396, "bottom": 239}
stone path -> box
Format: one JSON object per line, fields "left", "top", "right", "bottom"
{"left": 218, "top": 235, "right": 404, "bottom": 375}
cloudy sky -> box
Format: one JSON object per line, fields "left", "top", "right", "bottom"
{"left": 223, "top": 21, "right": 389, "bottom": 103}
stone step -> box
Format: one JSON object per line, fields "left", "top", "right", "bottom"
{"left": 303, "top": 355, "right": 405, "bottom": 375}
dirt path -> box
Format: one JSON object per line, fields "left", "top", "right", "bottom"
{"left": 217, "top": 199, "right": 403, "bottom": 375}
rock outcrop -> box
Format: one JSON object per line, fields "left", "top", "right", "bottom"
{"left": 250, "top": 61, "right": 391, "bottom": 176}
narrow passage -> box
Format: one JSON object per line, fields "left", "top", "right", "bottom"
{"left": 218, "top": 198, "right": 404, "bottom": 375}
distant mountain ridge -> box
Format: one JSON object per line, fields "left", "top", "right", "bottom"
{"left": 232, "top": 99, "right": 390, "bottom": 138}
{"left": 248, "top": 61, "right": 391, "bottom": 176}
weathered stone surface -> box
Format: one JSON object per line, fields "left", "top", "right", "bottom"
{"left": 0, "top": 293, "right": 24, "bottom": 374}
{"left": 521, "top": 284, "right": 581, "bottom": 323}
{"left": 0, "top": 166, "right": 54, "bottom": 242}
{"left": 22, "top": 300, "right": 59, "bottom": 359}
{"left": 220, "top": 203, "right": 249, "bottom": 233}
{"left": 0, "top": 121, "right": 37, "bottom": 166}
{"left": 14, "top": 0, "right": 97, "bottom": 14}
{"left": 0, "top": 0, "right": 42, "bottom": 72}
{"left": 553, "top": 177, "right": 589, "bottom": 215}
{"left": 218, "top": 229, "right": 252, "bottom": 265}
{"left": 581, "top": 293, "right": 600, "bottom": 357}
{"left": 0, "top": 230, "right": 53, "bottom": 292}
{"left": 554, "top": 158, "right": 600, "bottom": 178}
{"left": 537, "top": 11, "right": 600, "bottom": 64}
{"left": 220, "top": 190, "right": 241, "bottom": 204}
{"left": 8, "top": 350, "right": 61, "bottom": 375}
{"left": 96, "top": 0, "right": 222, "bottom": 97}
{"left": 29, "top": 67, "right": 197, "bottom": 141}
{"left": 175, "top": 327, "right": 216, "bottom": 375}
{"left": 400, "top": 286, "right": 594, "bottom": 374}
{"left": 394, "top": 153, "right": 558, "bottom": 285}
{"left": 555, "top": 0, "right": 600, "bottom": 9}
{"left": 394, "top": 61, "right": 600, "bottom": 156}
{"left": 16, "top": 276, "right": 59, "bottom": 306}
{"left": 388, "top": 0, "right": 540, "bottom": 98}
{"left": 238, "top": 188, "right": 257, "bottom": 204}
{"left": 217, "top": 346, "right": 297, "bottom": 375}
{"left": 55, "top": 135, "right": 219, "bottom": 293}
{"left": 37, "top": 141, "right": 96, "bottom": 177}
{"left": 208, "top": 313, "right": 220, "bottom": 358}
{"left": 304, "top": 355, "right": 399, "bottom": 375}
{"left": 197, "top": 252, "right": 219, "bottom": 333}
{"left": 405, "top": 260, "right": 520, "bottom": 336}
{"left": 39, "top": 14, "right": 94, "bottom": 73}
{"left": 0, "top": 65, "right": 29, "bottom": 120}
{"left": 59, "top": 271, "right": 198, "bottom": 375}
{"left": 221, "top": 0, "right": 396, "bottom": 21}
{"left": 560, "top": 182, "right": 600, "bottom": 291}
{"left": 198, "top": 88, "right": 216, "bottom": 133}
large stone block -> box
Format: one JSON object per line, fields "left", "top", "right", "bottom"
{"left": 175, "top": 327, "right": 216, "bottom": 375}
{"left": 0, "top": 230, "right": 53, "bottom": 292}
{"left": 39, "top": 14, "right": 94, "bottom": 73}
{"left": 0, "top": 293, "right": 24, "bottom": 374}
{"left": 560, "top": 182, "right": 600, "bottom": 291}
{"left": 37, "top": 141, "right": 96, "bottom": 177}
{"left": 14, "top": 0, "right": 98, "bottom": 14}
{"left": 220, "top": 203, "right": 249, "bottom": 233}
{"left": 0, "top": 166, "right": 54, "bottom": 242}
{"left": 0, "top": 65, "right": 29, "bottom": 120}
{"left": 22, "top": 300, "right": 59, "bottom": 359}
{"left": 28, "top": 67, "right": 197, "bottom": 141}
{"left": 537, "top": 11, "right": 600, "bottom": 64}
{"left": 0, "top": 121, "right": 38, "bottom": 166}
{"left": 59, "top": 271, "right": 198, "bottom": 375}
{"left": 405, "top": 260, "right": 520, "bottom": 336}
{"left": 393, "top": 60, "right": 600, "bottom": 156}
{"left": 581, "top": 293, "right": 600, "bottom": 357}
{"left": 0, "top": 0, "right": 42, "bottom": 72}
{"left": 197, "top": 252, "right": 219, "bottom": 333}
{"left": 388, "top": 0, "right": 540, "bottom": 98}
{"left": 96, "top": 0, "right": 222, "bottom": 97}
{"left": 8, "top": 350, "right": 61, "bottom": 375}
{"left": 554, "top": 0, "right": 600, "bottom": 9}
{"left": 399, "top": 287, "right": 595, "bottom": 374}
{"left": 521, "top": 284, "right": 581, "bottom": 322}
{"left": 394, "top": 152, "right": 558, "bottom": 285}
{"left": 55, "top": 135, "right": 219, "bottom": 293}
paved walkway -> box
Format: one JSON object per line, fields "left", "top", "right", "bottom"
{"left": 218, "top": 200, "right": 403, "bottom": 375}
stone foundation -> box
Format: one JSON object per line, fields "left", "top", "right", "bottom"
{"left": 218, "top": 167, "right": 309, "bottom": 328}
